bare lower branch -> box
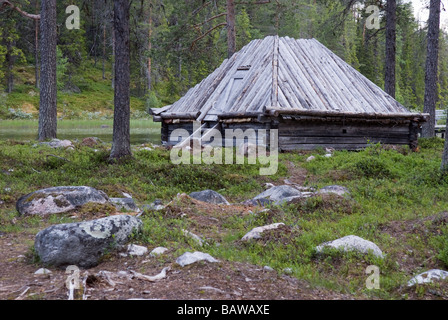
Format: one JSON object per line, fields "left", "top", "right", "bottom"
{"left": 0, "top": 0, "right": 40, "bottom": 20}
{"left": 191, "top": 22, "right": 227, "bottom": 50}
{"left": 192, "top": 0, "right": 212, "bottom": 15}
{"left": 192, "top": 12, "right": 227, "bottom": 29}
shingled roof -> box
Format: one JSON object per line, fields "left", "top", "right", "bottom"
{"left": 152, "top": 36, "right": 425, "bottom": 122}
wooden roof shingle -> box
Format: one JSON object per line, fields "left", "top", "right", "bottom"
{"left": 152, "top": 36, "right": 426, "bottom": 121}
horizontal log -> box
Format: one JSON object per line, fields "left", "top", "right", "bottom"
{"left": 280, "top": 143, "right": 371, "bottom": 151}
{"left": 265, "top": 107, "right": 429, "bottom": 122}
{"left": 161, "top": 112, "right": 200, "bottom": 119}
{"left": 278, "top": 136, "right": 410, "bottom": 145}
{"left": 218, "top": 112, "right": 264, "bottom": 119}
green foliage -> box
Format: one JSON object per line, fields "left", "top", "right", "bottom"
{"left": 1, "top": 138, "right": 448, "bottom": 298}
{"left": 56, "top": 46, "right": 69, "bottom": 90}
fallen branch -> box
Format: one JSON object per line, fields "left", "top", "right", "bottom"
{"left": 130, "top": 267, "right": 170, "bottom": 282}
{"left": 14, "top": 286, "right": 30, "bottom": 300}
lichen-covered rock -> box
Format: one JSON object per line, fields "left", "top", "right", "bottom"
{"left": 34, "top": 215, "right": 142, "bottom": 268}
{"left": 315, "top": 235, "right": 384, "bottom": 259}
{"left": 189, "top": 190, "right": 230, "bottom": 205}
{"left": 150, "top": 247, "right": 168, "bottom": 257}
{"left": 251, "top": 185, "right": 303, "bottom": 205}
{"left": 408, "top": 269, "right": 448, "bottom": 286}
{"left": 39, "top": 139, "right": 73, "bottom": 149}
{"left": 16, "top": 186, "right": 109, "bottom": 216}
{"left": 110, "top": 198, "right": 140, "bottom": 213}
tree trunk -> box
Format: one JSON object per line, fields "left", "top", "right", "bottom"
{"left": 35, "top": 0, "right": 39, "bottom": 89}
{"left": 226, "top": 0, "right": 236, "bottom": 58}
{"left": 147, "top": 1, "right": 152, "bottom": 92}
{"left": 5, "top": 42, "right": 14, "bottom": 93}
{"left": 422, "top": 0, "right": 441, "bottom": 138}
{"left": 109, "top": 0, "right": 131, "bottom": 160}
{"left": 384, "top": 0, "right": 396, "bottom": 98}
{"left": 38, "top": 0, "right": 57, "bottom": 141}
{"left": 102, "top": 24, "right": 106, "bottom": 80}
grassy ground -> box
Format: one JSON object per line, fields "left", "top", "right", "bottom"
{"left": 1, "top": 138, "right": 448, "bottom": 299}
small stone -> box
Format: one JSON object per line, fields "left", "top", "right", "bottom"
{"left": 126, "top": 244, "right": 148, "bottom": 256}
{"left": 263, "top": 266, "right": 274, "bottom": 272}
{"left": 251, "top": 185, "right": 303, "bottom": 206}
{"left": 182, "top": 229, "right": 204, "bottom": 246}
{"left": 122, "top": 192, "right": 132, "bottom": 199}
{"left": 242, "top": 223, "right": 285, "bottom": 241}
{"left": 306, "top": 156, "right": 316, "bottom": 162}
{"left": 34, "top": 268, "right": 52, "bottom": 275}
{"left": 175, "top": 251, "right": 218, "bottom": 267}
{"left": 283, "top": 268, "right": 293, "bottom": 274}
{"left": 189, "top": 190, "right": 230, "bottom": 205}
{"left": 150, "top": 247, "right": 168, "bottom": 257}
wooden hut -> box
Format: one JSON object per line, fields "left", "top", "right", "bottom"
{"left": 150, "top": 36, "right": 428, "bottom": 151}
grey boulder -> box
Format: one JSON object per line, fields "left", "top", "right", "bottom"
{"left": 315, "top": 235, "right": 384, "bottom": 259}
{"left": 39, "top": 139, "right": 73, "bottom": 149}
{"left": 408, "top": 269, "right": 448, "bottom": 286}
{"left": 16, "top": 186, "right": 109, "bottom": 216}
{"left": 251, "top": 185, "right": 303, "bottom": 206}
{"left": 189, "top": 190, "right": 230, "bottom": 205}
{"left": 34, "top": 215, "right": 143, "bottom": 268}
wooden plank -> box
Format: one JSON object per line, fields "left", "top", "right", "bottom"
{"left": 303, "top": 39, "right": 372, "bottom": 113}
{"left": 271, "top": 35, "right": 279, "bottom": 108}
{"left": 266, "top": 107, "right": 429, "bottom": 121}
{"left": 229, "top": 37, "right": 275, "bottom": 113}
{"left": 286, "top": 37, "right": 352, "bottom": 113}
{"left": 278, "top": 39, "right": 327, "bottom": 110}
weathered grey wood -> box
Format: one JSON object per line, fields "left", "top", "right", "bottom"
{"left": 161, "top": 112, "right": 200, "bottom": 119}
{"left": 271, "top": 35, "right": 279, "bottom": 108}
{"left": 149, "top": 105, "right": 172, "bottom": 115}
{"left": 266, "top": 107, "right": 429, "bottom": 120}
{"left": 285, "top": 37, "right": 351, "bottom": 112}
{"left": 302, "top": 38, "right": 373, "bottom": 113}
